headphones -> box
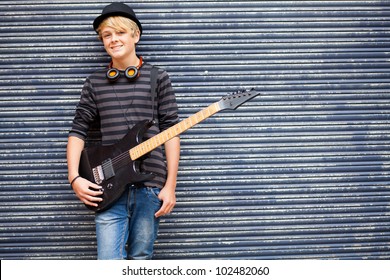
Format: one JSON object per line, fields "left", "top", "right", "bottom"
{"left": 106, "top": 56, "right": 143, "bottom": 82}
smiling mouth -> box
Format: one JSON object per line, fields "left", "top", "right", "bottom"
{"left": 111, "top": 45, "right": 123, "bottom": 51}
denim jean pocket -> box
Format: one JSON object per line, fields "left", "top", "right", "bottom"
{"left": 147, "top": 187, "right": 162, "bottom": 205}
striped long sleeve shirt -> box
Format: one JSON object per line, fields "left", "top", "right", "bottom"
{"left": 69, "top": 62, "right": 179, "bottom": 188}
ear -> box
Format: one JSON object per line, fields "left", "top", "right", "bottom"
{"left": 134, "top": 30, "right": 140, "bottom": 44}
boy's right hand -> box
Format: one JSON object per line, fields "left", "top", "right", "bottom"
{"left": 71, "top": 177, "right": 103, "bottom": 207}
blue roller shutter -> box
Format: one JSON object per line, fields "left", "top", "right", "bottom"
{"left": 0, "top": 0, "right": 389, "bottom": 259}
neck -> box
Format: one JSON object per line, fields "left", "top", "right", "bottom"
{"left": 111, "top": 55, "right": 141, "bottom": 70}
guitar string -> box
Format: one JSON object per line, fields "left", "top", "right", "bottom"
{"left": 98, "top": 100, "right": 219, "bottom": 176}
{"left": 99, "top": 108, "right": 212, "bottom": 172}
{"left": 100, "top": 103, "right": 216, "bottom": 170}
{"left": 97, "top": 92, "right": 254, "bottom": 176}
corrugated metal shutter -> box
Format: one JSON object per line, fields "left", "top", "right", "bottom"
{"left": 0, "top": 0, "right": 389, "bottom": 259}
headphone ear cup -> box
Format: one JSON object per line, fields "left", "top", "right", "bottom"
{"left": 125, "top": 66, "right": 139, "bottom": 81}
{"left": 107, "top": 68, "right": 120, "bottom": 82}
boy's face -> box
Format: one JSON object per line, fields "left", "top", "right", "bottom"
{"left": 100, "top": 26, "right": 140, "bottom": 63}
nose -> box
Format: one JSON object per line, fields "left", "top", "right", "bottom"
{"left": 110, "top": 33, "right": 119, "bottom": 42}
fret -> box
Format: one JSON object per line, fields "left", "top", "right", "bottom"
{"left": 163, "top": 130, "right": 169, "bottom": 141}
{"left": 175, "top": 124, "right": 181, "bottom": 134}
{"left": 153, "top": 135, "right": 158, "bottom": 149}
{"left": 185, "top": 118, "right": 190, "bottom": 129}
{"left": 178, "top": 122, "right": 183, "bottom": 134}
{"left": 155, "top": 135, "right": 162, "bottom": 147}
{"left": 200, "top": 109, "right": 205, "bottom": 121}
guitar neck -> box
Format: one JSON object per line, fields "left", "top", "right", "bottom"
{"left": 130, "top": 101, "right": 221, "bottom": 160}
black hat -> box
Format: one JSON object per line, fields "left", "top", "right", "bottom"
{"left": 93, "top": 2, "right": 143, "bottom": 35}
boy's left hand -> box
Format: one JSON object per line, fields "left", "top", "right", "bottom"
{"left": 155, "top": 186, "right": 176, "bottom": 218}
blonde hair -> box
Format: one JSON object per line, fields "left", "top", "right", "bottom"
{"left": 97, "top": 16, "right": 140, "bottom": 40}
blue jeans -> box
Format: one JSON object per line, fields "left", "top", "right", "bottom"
{"left": 95, "top": 185, "right": 162, "bottom": 260}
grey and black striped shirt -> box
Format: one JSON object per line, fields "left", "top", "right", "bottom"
{"left": 69, "top": 62, "right": 179, "bottom": 188}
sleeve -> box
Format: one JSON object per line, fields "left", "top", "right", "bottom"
{"left": 68, "top": 77, "right": 99, "bottom": 140}
{"left": 157, "top": 69, "right": 179, "bottom": 132}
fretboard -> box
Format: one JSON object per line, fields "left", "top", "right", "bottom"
{"left": 129, "top": 102, "right": 220, "bottom": 160}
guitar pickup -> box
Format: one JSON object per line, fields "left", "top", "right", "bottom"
{"left": 92, "top": 158, "right": 115, "bottom": 184}
{"left": 102, "top": 158, "right": 115, "bottom": 180}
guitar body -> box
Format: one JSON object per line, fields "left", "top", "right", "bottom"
{"left": 79, "top": 120, "right": 155, "bottom": 212}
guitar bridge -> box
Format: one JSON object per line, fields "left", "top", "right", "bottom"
{"left": 93, "top": 165, "right": 104, "bottom": 185}
{"left": 92, "top": 158, "right": 115, "bottom": 185}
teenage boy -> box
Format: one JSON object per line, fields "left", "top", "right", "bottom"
{"left": 67, "top": 2, "right": 180, "bottom": 260}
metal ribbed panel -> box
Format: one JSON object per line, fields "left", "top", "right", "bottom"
{"left": 0, "top": 1, "right": 389, "bottom": 259}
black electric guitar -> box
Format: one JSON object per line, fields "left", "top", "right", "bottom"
{"left": 79, "top": 89, "right": 259, "bottom": 212}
